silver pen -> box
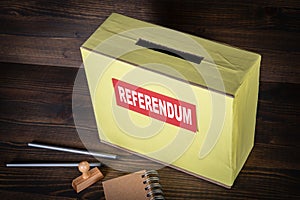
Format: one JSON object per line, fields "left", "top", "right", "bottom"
{"left": 6, "top": 163, "right": 101, "bottom": 167}
{"left": 28, "top": 142, "right": 118, "bottom": 159}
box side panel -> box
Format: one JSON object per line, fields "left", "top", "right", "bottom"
{"left": 232, "top": 56, "right": 261, "bottom": 179}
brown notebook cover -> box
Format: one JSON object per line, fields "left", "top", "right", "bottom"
{"left": 102, "top": 170, "right": 164, "bottom": 200}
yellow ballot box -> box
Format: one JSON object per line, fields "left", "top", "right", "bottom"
{"left": 80, "top": 13, "right": 261, "bottom": 188}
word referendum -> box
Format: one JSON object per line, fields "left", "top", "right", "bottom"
{"left": 112, "top": 78, "right": 197, "bottom": 132}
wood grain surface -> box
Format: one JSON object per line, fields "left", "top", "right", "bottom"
{"left": 0, "top": 0, "right": 299, "bottom": 199}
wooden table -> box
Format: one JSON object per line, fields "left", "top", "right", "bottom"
{"left": 1, "top": 0, "right": 299, "bottom": 199}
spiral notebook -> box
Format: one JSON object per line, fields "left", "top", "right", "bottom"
{"left": 102, "top": 170, "right": 164, "bottom": 200}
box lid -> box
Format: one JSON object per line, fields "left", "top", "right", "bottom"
{"left": 81, "top": 13, "right": 261, "bottom": 96}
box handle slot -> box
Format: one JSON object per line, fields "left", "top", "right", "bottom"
{"left": 136, "top": 38, "right": 203, "bottom": 64}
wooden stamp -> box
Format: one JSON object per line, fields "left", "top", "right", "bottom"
{"left": 72, "top": 161, "right": 104, "bottom": 193}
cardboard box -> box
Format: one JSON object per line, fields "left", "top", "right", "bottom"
{"left": 80, "top": 13, "right": 261, "bottom": 188}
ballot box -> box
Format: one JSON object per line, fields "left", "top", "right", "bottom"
{"left": 81, "top": 13, "right": 261, "bottom": 188}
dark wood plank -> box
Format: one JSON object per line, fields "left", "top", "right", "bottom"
{"left": 0, "top": 190, "right": 76, "bottom": 200}
{"left": 1, "top": 0, "right": 299, "bottom": 83}
{"left": 0, "top": 34, "right": 84, "bottom": 68}
{"left": 255, "top": 81, "right": 300, "bottom": 146}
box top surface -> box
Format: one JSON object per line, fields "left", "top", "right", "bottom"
{"left": 82, "top": 13, "right": 261, "bottom": 96}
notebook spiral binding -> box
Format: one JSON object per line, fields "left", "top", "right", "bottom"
{"left": 142, "top": 170, "right": 165, "bottom": 200}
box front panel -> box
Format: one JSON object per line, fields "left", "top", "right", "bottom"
{"left": 83, "top": 50, "right": 235, "bottom": 187}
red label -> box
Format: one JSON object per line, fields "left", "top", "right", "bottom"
{"left": 112, "top": 78, "right": 197, "bottom": 132}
